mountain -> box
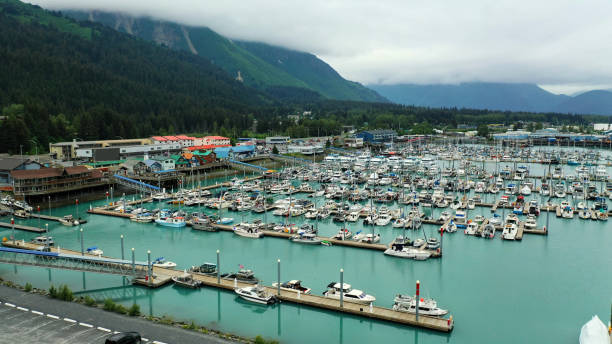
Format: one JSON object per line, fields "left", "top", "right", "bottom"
{"left": 63, "top": 10, "right": 386, "bottom": 103}
{"left": 555, "top": 90, "right": 612, "bottom": 115}
{"left": 369, "top": 82, "right": 571, "bottom": 113}
{"left": 0, "top": 0, "right": 268, "bottom": 152}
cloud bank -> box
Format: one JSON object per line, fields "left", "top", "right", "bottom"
{"left": 28, "top": 0, "right": 612, "bottom": 94}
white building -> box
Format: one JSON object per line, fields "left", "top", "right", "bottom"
{"left": 594, "top": 123, "right": 612, "bottom": 131}
{"left": 287, "top": 145, "right": 324, "bottom": 155}
{"left": 266, "top": 136, "right": 291, "bottom": 145}
{"left": 344, "top": 137, "right": 364, "bottom": 148}
{"left": 202, "top": 136, "right": 231, "bottom": 146}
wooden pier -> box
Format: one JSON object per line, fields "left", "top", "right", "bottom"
{"left": 2, "top": 240, "right": 454, "bottom": 332}
{"left": 0, "top": 221, "right": 45, "bottom": 233}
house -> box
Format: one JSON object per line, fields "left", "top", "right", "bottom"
{"left": 143, "top": 160, "right": 163, "bottom": 173}
{"left": 344, "top": 137, "right": 364, "bottom": 148}
{"left": 119, "top": 159, "right": 148, "bottom": 175}
{"left": 192, "top": 151, "right": 216, "bottom": 164}
{"left": 150, "top": 156, "right": 175, "bottom": 171}
{"left": 356, "top": 130, "right": 397, "bottom": 143}
{"left": 0, "top": 158, "right": 43, "bottom": 185}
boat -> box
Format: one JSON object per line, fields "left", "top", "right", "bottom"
{"left": 86, "top": 246, "right": 103, "bottom": 256}
{"left": 153, "top": 257, "right": 177, "bottom": 268}
{"left": 346, "top": 212, "right": 360, "bottom": 222}
{"left": 426, "top": 237, "right": 440, "bottom": 249}
{"left": 481, "top": 224, "right": 495, "bottom": 238}
{"left": 271, "top": 280, "right": 312, "bottom": 294}
{"left": 464, "top": 221, "right": 478, "bottom": 235}
{"left": 332, "top": 228, "right": 352, "bottom": 240}
{"left": 235, "top": 285, "right": 277, "bottom": 305}
{"left": 393, "top": 294, "right": 448, "bottom": 317}
{"left": 130, "top": 214, "right": 154, "bottom": 223}
{"left": 234, "top": 224, "right": 264, "bottom": 238}
{"left": 524, "top": 215, "right": 537, "bottom": 229}
{"left": 59, "top": 215, "right": 79, "bottom": 226}
{"left": 223, "top": 269, "right": 260, "bottom": 284}
{"left": 217, "top": 217, "right": 234, "bottom": 225}
{"left": 172, "top": 273, "right": 203, "bottom": 289}
{"left": 155, "top": 216, "right": 186, "bottom": 228}
{"left": 467, "top": 198, "right": 475, "bottom": 209}
{"left": 579, "top": 315, "right": 609, "bottom": 344}
{"left": 489, "top": 214, "right": 502, "bottom": 226}
{"left": 189, "top": 263, "right": 218, "bottom": 276}
{"left": 13, "top": 209, "right": 29, "bottom": 219}
{"left": 438, "top": 211, "right": 451, "bottom": 222}
{"left": 413, "top": 238, "right": 425, "bottom": 247}
{"left": 375, "top": 214, "right": 392, "bottom": 226}
{"left": 384, "top": 243, "right": 430, "bottom": 260}
{"left": 501, "top": 223, "right": 517, "bottom": 240}
{"left": 32, "top": 236, "right": 54, "bottom": 246}
{"left": 360, "top": 233, "right": 381, "bottom": 244}
{"left": 290, "top": 233, "right": 322, "bottom": 244}
{"left": 192, "top": 218, "right": 218, "bottom": 232}
{"left": 323, "top": 282, "right": 376, "bottom": 305}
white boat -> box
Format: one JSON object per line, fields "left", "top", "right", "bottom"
{"left": 360, "top": 233, "right": 381, "bottom": 244}
{"left": 235, "top": 285, "right": 277, "bottom": 305}
{"left": 290, "top": 233, "right": 321, "bottom": 244}
{"left": 502, "top": 223, "right": 517, "bottom": 240}
{"left": 467, "top": 198, "right": 475, "bottom": 210}
{"left": 234, "top": 224, "right": 264, "bottom": 238}
{"left": 489, "top": 214, "right": 502, "bottom": 226}
{"left": 217, "top": 217, "right": 234, "bottom": 225}
{"left": 155, "top": 216, "right": 186, "bottom": 228}
{"left": 579, "top": 315, "right": 609, "bottom": 344}
{"left": 375, "top": 214, "right": 392, "bottom": 226}
{"left": 332, "top": 228, "right": 352, "bottom": 240}
{"left": 393, "top": 294, "right": 448, "bottom": 317}
{"left": 271, "top": 280, "right": 311, "bottom": 294}
{"left": 346, "top": 212, "right": 360, "bottom": 222}
{"left": 153, "top": 257, "right": 177, "bottom": 268}
{"left": 384, "top": 244, "right": 431, "bottom": 260}
{"left": 413, "top": 238, "right": 425, "bottom": 247}
{"left": 59, "top": 215, "right": 79, "bottom": 226}
{"left": 323, "top": 282, "right": 376, "bottom": 305}
{"left": 32, "top": 236, "right": 54, "bottom": 246}
{"left": 520, "top": 185, "right": 532, "bottom": 195}
{"left": 524, "top": 215, "right": 537, "bottom": 229}
{"left": 86, "top": 246, "right": 103, "bottom": 256}
{"left": 464, "top": 221, "right": 478, "bottom": 235}
{"left": 426, "top": 238, "right": 440, "bottom": 249}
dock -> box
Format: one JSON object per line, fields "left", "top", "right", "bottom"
{"left": 0, "top": 221, "right": 45, "bottom": 233}
{"left": 2, "top": 240, "right": 454, "bottom": 332}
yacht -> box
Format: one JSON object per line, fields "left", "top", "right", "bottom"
{"left": 346, "top": 212, "right": 360, "bottom": 222}
{"left": 323, "top": 282, "right": 376, "bottom": 305}
{"left": 438, "top": 211, "right": 451, "bottom": 222}
{"left": 454, "top": 210, "right": 467, "bottom": 227}
{"left": 222, "top": 269, "right": 260, "bottom": 284}
{"left": 375, "top": 214, "right": 392, "bottom": 226}
{"left": 235, "top": 285, "right": 277, "bottom": 305}
{"left": 360, "top": 233, "right": 381, "bottom": 244}
{"left": 272, "top": 280, "right": 312, "bottom": 294}
{"left": 467, "top": 198, "right": 475, "bottom": 210}
{"left": 234, "top": 223, "right": 264, "bottom": 238}
{"left": 426, "top": 238, "right": 440, "bottom": 249}
{"left": 464, "top": 221, "right": 478, "bottom": 235}
{"left": 153, "top": 257, "right": 177, "bottom": 268}
{"left": 481, "top": 223, "right": 495, "bottom": 238}
{"left": 32, "top": 236, "right": 54, "bottom": 246}
{"left": 524, "top": 215, "right": 537, "bottom": 230}
{"left": 393, "top": 294, "right": 448, "bottom": 317}
{"left": 501, "top": 223, "right": 517, "bottom": 240}
{"left": 384, "top": 243, "right": 431, "bottom": 260}
{"left": 332, "top": 228, "right": 352, "bottom": 240}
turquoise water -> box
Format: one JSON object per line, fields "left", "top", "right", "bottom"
{"left": 1, "top": 166, "right": 612, "bottom": 343}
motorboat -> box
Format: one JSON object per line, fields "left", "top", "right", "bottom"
{"left": 346, "top": 212, "right": 360, "bottom": 222}
{"left": 59, "top": 215, "right": 79, "bottom": 226}
{"left": 375, "top": 214, "right": 392, "bottom": 226}
{"left": 438, "top": 211, "right": 451, "bottom": 222}
{"left": 32, "top": 236, "right": 54, "bottom": 246}
{"left": 172, "top": 273, "right": 203, "bottom": 289}
{"left": 502, "top": 223, "right": 517, "bottom": 240}
{"left": 464, "top": 221, "right": 478, "bottom": 235}
{"left": 393, "top": 294, "right": 448, "bottom": 317}
{"left": 524, "top": 215, "right": 537, "bottom": 229}
{"left": 130, "top": 214, "right": 154, "bottom": 223}
{"left": 86, "top": 246, "right": 103, "bottom": 256}
{"left": 323, "top": 282, "right": 376, "bottom": 305}
{"left": 332, "top": 228, "right": 352, "bottom": 240}
{"left": 290, "top": 233, "right": 322, "bottom": 244}
{"left": 579, "top": 315, "right": 609, "bottom": 344}
{"left": 155, "top": 216, "right": 186, "bottom": 228}
{"left": 489, "top": 214, "right": 502, "bottom": 226}
{"left": 271, "top": 280, "right": 311, "bottom": 294}
{"left": 217, "top": 217, "right": 234, "bottom": 225}
{"left": 234, "top": 223, "right": 264, "bottom": 238}
{"left": 235, "top": 285, "right": 277, "bottom": 305}
{"left": 222, "top": 269, "right": 260, "bottom": 284}
{"left": 384, "top": 243, "right": 430, "bottom": 260}
{"left": 481, "top": 223, "right": 495, "bottom": 238}
{"left": 392, "top": 218, "right": 407, "bottom": 228}
{"left": 473, "top": 215, "right": 485, "bottom": 224}
{"left": 413, "top": 238, "right": 425, "bottom": 247}
{"left": 454, "top": 210, "right": 467, "bottom": 227}
{"left": 426, "top": 238, "right": 440, "bottom": 249}
{"left": 467, "top": 198, "right": 475, "bottom": 210}
{"left": 360, "top": 233, "right": 381, "bottom": 244}
{"left": 153, "top": 257, "right": 177, "bottom": 268}
{"left": 189, "top": 263, "right": 218, "bottom": 276}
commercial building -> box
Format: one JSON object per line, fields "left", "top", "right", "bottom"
{"left": 50, "top": 138, "right": 151, "bottom": 161}
{"left": 265, "top": 136, "right": 291, "bottom": 145}
{"left": 0, "top": 158, "right": 43, "bottom": 186}
{"left": 594, "top": 123, "right": 612, "bottom": 131}
{"left": 286, "top": 145, "right": 324, "bottom": 155}
{"left": 344, "top": 137, "right": 364, "bottom": 148}
{"left": 10, "top": 166, "right": 105, "bottom": 197}
{"left": 76, "top": 143, "right": 182, "bottom": 161}
{"left": 355, "top": 130, "right": 397, "bottom": 143}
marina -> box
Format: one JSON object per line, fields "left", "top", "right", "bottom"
{"left": 1, "top": 143, "right": 611, "bottom": 343}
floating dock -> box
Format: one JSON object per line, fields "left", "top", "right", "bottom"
{"left": 2, "top": 240, "right": 454, "bottom": 332}
{"left": 0, "top": 221, "right": 45, "bottom": 233}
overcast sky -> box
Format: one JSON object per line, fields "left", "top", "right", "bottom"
{"left": 29, "top": 0, "right": 612, "bottom": 95}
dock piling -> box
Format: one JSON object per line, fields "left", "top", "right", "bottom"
{"left": 79, "top": 228, "right": 84, "bottom": 255}
{"left": 277, "top": 259, "right": 281, "bottom": 296}
{"left": 11, "top": 218, "right": 14, "bottom": 244}
{"left": 147, "top": 250, "right": 151, "bottom": 286}
{"left": 340, "top": 268, "right": 344, "bottom": 308}
{"left": 216, "top": 250, "right": 220, "bottom": 284}
{"left": 131, "top": 248, "right": 135, "bottom": 275}
{"left": 120, "top": 235, "right": 124, "bottom": 260}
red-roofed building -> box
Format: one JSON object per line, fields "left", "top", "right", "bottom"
{"left": 202, "top": 136, "right": 230, "bottom": 146}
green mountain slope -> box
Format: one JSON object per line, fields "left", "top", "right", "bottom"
{"left": 0, "top": 0, "right": 267, "bottom": 152}
{"left": 63, "top": 10, "right": 386, "bottom": 102}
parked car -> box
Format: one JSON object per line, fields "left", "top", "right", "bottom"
{"left": 105, "top": 332, "right": 141, "bottom": 344}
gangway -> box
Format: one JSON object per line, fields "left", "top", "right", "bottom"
{"left": 74, "top": 285, "right": 150, "bottom": 302}
{"left": 113, "top": 174, "right": 160, "bottom": 194}
{"left": 0, "top": 246, "right": 149, "bottom": 278}
{"left": 228, "top": 159, "right": 268, "bottom": 173}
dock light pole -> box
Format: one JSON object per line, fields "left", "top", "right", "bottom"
{"left": 37, "top": 206, "right": 40, "bottom": 229}
{"left": 11, "top": 218, "right": 14, "bottom": 244}
{"left": 147, "top": 250, "right": 152, "bottom": 285}
{"left": 416, "top": 280, "right": 420, "bottom": 321}
{"left": 106, "top": 191, "right": 109, "bottom": 205}
{"left": 131, "top": 248, "right": 135, "bottom": 276}
{"left": 75, "top": 199, "right": 79, "bottom": 219}
{"left": 277, "top": 259, "right": 281, "bottom": 296}
{"left": 48, "top": 196, "right": 51, "bottom": 216}
{"left": 340, "top": 268, "right": 344, "bottom": 308}
{"left": 120, "top": 235, "right": 125, "bottom": 260}
{"left": 216, "top": 250, "right": 220, "bottom": 284}
{"left": 79, "top": 228, "right": 84, "bottom": 255}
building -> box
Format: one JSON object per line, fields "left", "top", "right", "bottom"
{"left": 214, "top": 145, "right": 255, "bottom": 159}
{"left": 10, "top": 166, "right": 105, "bottom": 197}
{"left": 0, "top": 158, "right": 43, "bottom": 186}
{"left": 594, "top": 123, "right": 612, "bottom": 131}
{"left": 286, "top": 145, "right": 324, "bottom": 155}
{"left": 265, "top": 136, "right": 291, "bottom": 145}
{"left": 493, "top": 130, "right": 530, "bottom": 141}
{"left": 355, "top": 130, "right": 397, "bottom": 143}
{"left": 344, "top": 137, "right": 364, "bottom": 148}
{"left": 202, "top": 136, "right": 231, "bottom": 146}
{"left": 149, "top": 156, "right": 175, "bottom": 171}
{"left": 50, "top": 138, "right": 151, "bottom": 161}
{"left": 76, "top": 143, "right": 182, "bottom": 161}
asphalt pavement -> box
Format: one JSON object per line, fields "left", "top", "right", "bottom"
{"left": 0, "top": 285, "right": 235, "bottom": 344}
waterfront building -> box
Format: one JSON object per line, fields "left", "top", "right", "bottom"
{"left": 50, "top": 138, "right": 151, "bottom": 161}
{"left": 344, "top": 137, "right": 364, "bottom": 148}
{"left": 0, "top": 157, "right": 43, "bottom": 186}
{"left": 10, "top": 166, "right": 105, "bottom": 197}
{"left": 356, "top": 129, "right": 397, "bottom": 143}
{"left": 265, "top": 136, "right": 291, "bottom": 145}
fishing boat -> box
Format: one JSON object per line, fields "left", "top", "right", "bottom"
{"left": 155, "top": 216, "right": 186, "bottom": 228}
{"left": 271, "top": 280, "right": 312, "bottom": 294}
{"left": 235, "top": 285, "right": 277, "bottom": 305}
{"left": 323, "top": 282, "right": 376, "bottom": 305}
{"left": 172, "top": 273, "right": 203, "bottom": 289}
{"left": 153, "top": 257, "right": 177, "bottom": 268}
{"left": 393, "top": 294, "right": 448, "bottom": 317}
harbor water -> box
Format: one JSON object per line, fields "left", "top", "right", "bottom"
{"left": 1, "top": 161, "right": 612, "bottom": 343}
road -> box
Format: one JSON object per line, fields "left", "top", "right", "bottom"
{"left": 0, "top": 285, "right": 235, "bottom": 344}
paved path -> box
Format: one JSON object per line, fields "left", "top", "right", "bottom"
{"left": 0, "top": 285, "right": 235, "bottom": 344}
